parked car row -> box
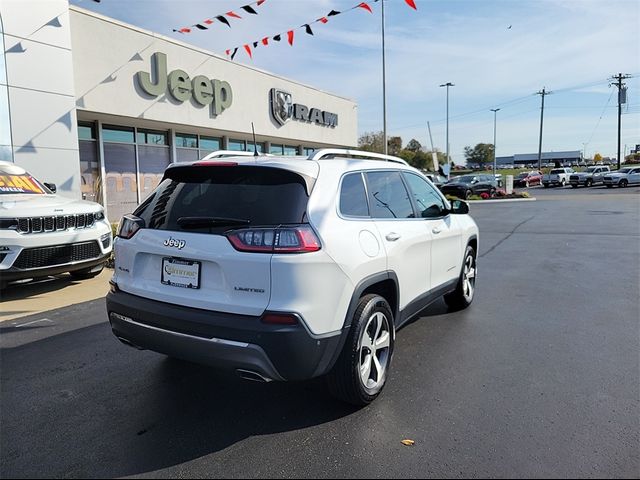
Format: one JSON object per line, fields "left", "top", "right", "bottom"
{"left": 541, "top": 165, "right": 640, "bottom": 188}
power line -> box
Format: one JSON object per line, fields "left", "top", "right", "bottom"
{"left": 584, "top": 89, "right": 615, "bottom": 149}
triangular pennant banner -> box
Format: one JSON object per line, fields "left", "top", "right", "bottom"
{"left": 244, "top": 44, "right": 252, "bottom": 58}
{"left": 262, "top": 37, "right": 269, "bottom": 46}
{"left": 318, "top": 17, "right": 328, "bottom": 24}
{"left": 195, "top": 24, "right": 208, "bottom": 30}
{"left": 216, "top": 15, "right": 231, "bottom": 27}
{"left": 231, "top": 47, "right": 239, "bottom": 59}
{"left": 253, "top": 41, "right": 259, "bottom": 48}
{"left": 358, "top": 2, "right": 373, "bottom": 13}
{"left": 327, "top": 10, "right": 341, "bottom": 16}
{"left": 242, "top": 5, "right": 258, "bottom": 14}
{"left": 257, "top": 0, "right": 266, "bottom": 4}
{"left": 287, "top": 30, "right": 294, "bottom": 46}
{"left": 203, "top": 19, "right": 214, "bottom": 25}
{"left": 404, "top": 0, "right": 417, "bottom": 10}
{"left": 226, "top": 11, "right": 242, "bottom": 19}
{"left": 273, "top": 34, "right": 281, "bottom": 41}
{"left": 304, "top": 24, "right": 313, "bottom": 35}
{"left": 226, "top": 49, "right": 231, "bottom": 56}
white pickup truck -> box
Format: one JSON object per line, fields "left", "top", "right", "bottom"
{"left": 542, "top": 167, "right": 574, "bottom": 188}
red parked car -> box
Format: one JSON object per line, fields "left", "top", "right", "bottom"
{"left": 514, "top": 171, "right": 543, "bottom": 187}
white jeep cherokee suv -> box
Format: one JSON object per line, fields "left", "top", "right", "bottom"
{"left": 0, "top": 161, "right": 112, "bottom": 288}
{"left": 106, "top": 150, "right": 479, "bottom": 405}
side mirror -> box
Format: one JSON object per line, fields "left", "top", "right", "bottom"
{"left": 44, "top": 182, "right": 57, "bottom": 193}
{"left": 450, "top": 199, "right": 470, "bottom": 215}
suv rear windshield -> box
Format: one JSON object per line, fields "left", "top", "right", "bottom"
{"left": 134, "top": 166, "right": 310, "bottom": 233}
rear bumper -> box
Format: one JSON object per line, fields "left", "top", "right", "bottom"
{"left": 106, "top": 289, "right": 346, "bottom": 381}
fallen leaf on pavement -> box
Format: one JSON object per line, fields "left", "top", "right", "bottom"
{"left": 401, "top": 439, "right": 415, "bottom": 446}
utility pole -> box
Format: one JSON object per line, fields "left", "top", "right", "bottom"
{"left": 491, "top": 108, "right": 500, "bottom": 178}
{"left": 536, "top": 87, "right": 552, "bottom": 171}
{"left": 439, "top": 82, "right": 455, "bottom": 166}
{"left": 610, "top": 73, "right": 631, "bottom": 170}
{"left": 381, "top": 0, "right": 388, "bottom": 155}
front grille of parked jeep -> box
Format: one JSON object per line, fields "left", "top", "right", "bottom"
{"left": 13, "top": 241, "right": 102, "bottom": 270}
{"left": 14, "top": 213, "right": 96, "bottom": 234}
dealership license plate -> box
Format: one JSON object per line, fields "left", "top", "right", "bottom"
{"left": 161, "top": 258, "right": 201, "bottom": 289}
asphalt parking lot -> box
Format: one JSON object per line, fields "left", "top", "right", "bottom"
{"left": 1, "top": 186, "right": 638, "bottom": 478}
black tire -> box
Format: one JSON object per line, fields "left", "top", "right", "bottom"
{"left": 606, "top": 184, "right": 613, "bottom": 188}
{"left": 327, "top": 294, "right": 394, "bottom": 407}
{"left": 464, "top": 189, "right": 472, "bottom": 200}
{"left": 444, "top": 245, "right": 477, "bottom": 311}
{"left": 571, "top": 184, "right": 578, "bottom": 188}
{"left": 69, "top": 263, "right": 105, "bottom": 280}
{"left": 543, "top": 184, "right": 549, "bottom": 188}
{"left": 560, "top": 179, "right": 566, "bottom": 187}
{"left": 620, "top": 179, "right": 628, "bottom": 188}
{"left": 586, "top": 179, "right": 593, "bottom": 187}
{"left": 490, "top": 188, "right": 496, "bottom": 197}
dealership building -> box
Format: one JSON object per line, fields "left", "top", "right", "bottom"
{"left": 0, "top": 1, "right": 358, "bottom": 221}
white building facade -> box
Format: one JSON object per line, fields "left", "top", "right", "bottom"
{"left": 0, "top": 1, "right": 358, "bottom": 221}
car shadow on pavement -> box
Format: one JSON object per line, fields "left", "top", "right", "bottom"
{"left": 0, "top": 275, "right": 80, "bottom": 301}
{"left": 0, "top": 321, "right": 359, "bottom": 478}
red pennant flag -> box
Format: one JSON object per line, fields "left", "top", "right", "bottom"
{"left": 261, "top": 37, "right": 269, "bottom": 46}
{"left": 226, "top": 49, "right": 231, "bottom": 56}
{"left": 404, "top": 0, "right": 417, "bottom": 10}
{"left": 203, "top": 19, "right": 214, "bottom": 25}
{"left": 257, "top": 0, "right": 266, "bottom": 4}
{"left": 244, "top": 44, "right": 252, "bottom": 58}
{"left": 227, "top": 11, "right": 242, "bottom": 19}
{"left": 287, "top": 30, "right": 294, "bottom": 46}
{"left": 318, "top": 17, "right": 328, "bottom": 24}
{"left": 358, "top": 2, "right": 373, "bottom": 13}
{"left": 179, "top": 27, "right": 191, "bottom": 33}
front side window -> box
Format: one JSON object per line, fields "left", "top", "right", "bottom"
{"left": 340, "top": 173, "right": 369, "bottom": 218}
{"left": 365, "top": 171, "right": 414, "bottom": 219}
{"left": 403, "top": 173, "right": 447, "bottom": 218}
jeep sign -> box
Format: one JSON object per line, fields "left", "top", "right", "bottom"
{"left": 137, "top": 52, "right": 233, "bottom": 116}
{"left": 270, "top": 88, "right": 338, "bottom": 128}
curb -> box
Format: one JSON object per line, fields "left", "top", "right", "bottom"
{"left": 467, "top": 197, "right": 537, "bottom": 204}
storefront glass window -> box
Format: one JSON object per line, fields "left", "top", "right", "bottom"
{"left": 200, "top": 136, "right": 221, "bottom": 151}
{"left": 138, "top": 144, "right": 170, "bottom": 200}
{"left": 283, "top": 145, "right": 298, "bottom": 156}
{"left": 103, "top": 141, "right": 137, "bottom": 222}
{"left": 78, "top": 122, "right": 101, "bottom": 204}
{"left": 103, "top": 125, "right": 135, "bottom": 143}
{"left": 176, "top": 148, "right": 200, "bottom": 163}
{"left": 228, "top": 139, "right": 246, "bottom": 151}
{"left": 304, "top": 147, "right": 316, "bottom": 156}
{"left": 176, "top": 133, "right": 198, "bottom": 148}
{"left": 247, "top": 142, "right": 265, "bottom": 154}
{"left": 0, "top": 15, "right": 13, "bottom": 162}
{"left": 270, "top": 144, "right": 284, "bottom": 155}
{"left": 137, "top": 129, "right": 168, "bottom": 145}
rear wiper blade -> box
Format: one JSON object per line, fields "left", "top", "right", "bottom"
{"left": 177, "top": 216, "right": 250, "bottom": 228}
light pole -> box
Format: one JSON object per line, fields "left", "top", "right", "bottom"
{"left": 381, "top": 0, "right": 387, "bottom": 155}
{"left": 582, "top": 142, "right": 587, "bottom": 162}
{"left": 439, "top": 82, "right": 454, "bottom": 170}
{"left": 491, "top": 108, "right": 500, "bottom": 178}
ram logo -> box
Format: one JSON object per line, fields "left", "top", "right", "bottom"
{"left": 270, "top": 88, "right": 294, "bottom": 126}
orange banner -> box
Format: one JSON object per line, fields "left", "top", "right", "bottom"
{"left": 0, "top": 175, "right": 45, "bottom": 194}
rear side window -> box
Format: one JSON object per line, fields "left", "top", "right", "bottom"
{"left": 365, "top": 171, "right": 414, "bottom": 219}
{"left": 135, "top": 166, "right": 309, "bottom": 232}
{"left": 340, "top": 173, "right": 369, "bottom": 217}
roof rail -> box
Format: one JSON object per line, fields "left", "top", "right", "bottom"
{"left": 309, "top": 149, "right": 408, "bottom": 165}
{"left": 200, "top": 150, "right": 273, "bottom": 160}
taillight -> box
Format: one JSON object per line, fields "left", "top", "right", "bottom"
{"left": 226, "top": 225, "right": 321, "bottom": 253}
{"left": 116, "top": 214, "right": 145, "bottom": 239}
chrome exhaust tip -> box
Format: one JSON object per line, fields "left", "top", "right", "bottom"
{"left": 236, "top": 369, "right": 273, "bottom": 383}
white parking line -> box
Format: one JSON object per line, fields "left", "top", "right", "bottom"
{"left": 13, "top": 318, "right": 54, "bottom": 328}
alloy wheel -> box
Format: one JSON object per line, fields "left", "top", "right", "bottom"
{"left": 358, "top": 312, "right": 391, "bottom": 390}
{"left": 462, "top": 253, "right": 476, "bottom": 303}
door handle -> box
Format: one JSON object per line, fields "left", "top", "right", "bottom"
{"left": 432, "top": 228, "right": 442, "bottom": 235}
{"left": 385, "top": 232, "right": 401, "bottom": 242}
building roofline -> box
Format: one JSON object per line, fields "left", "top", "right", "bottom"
{"left": 68, "top": 4, "right": 357, "bottom": 104}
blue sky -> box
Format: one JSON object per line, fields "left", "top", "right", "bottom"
{"left": 71, "top": 0, "right": 640, "bottom": 163}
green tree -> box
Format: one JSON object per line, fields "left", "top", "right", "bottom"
{"left": 405, "top": 139, "right": 422, "bottom": 152}
{"left": 464, "top": 143, "right": 494, "bottom": 166}
{"left": 358, "top": 131, "right": 403, "bottom": 155}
